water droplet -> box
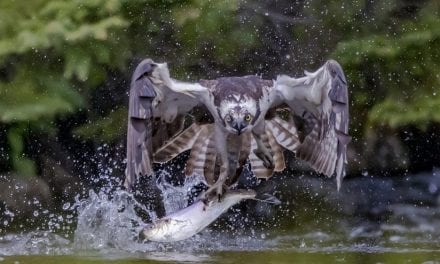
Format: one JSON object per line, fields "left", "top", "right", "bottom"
{"left": 428, "top": 183, "right": 438, "bottom": 194}
{"left": 63, "top": 202, "right": 71, "bottom": 210}
{"left": 33, "top": 211, "right": 39, "bottom": 217}
{"left": 5, "top": 210, "right": 14, "bottom": 217}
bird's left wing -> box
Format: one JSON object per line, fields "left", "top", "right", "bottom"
{"left": 271, "top": 60, "right": 350, "bottom": 189}
{"left": 125, "top": 59, "right": 210, "bottom": 191}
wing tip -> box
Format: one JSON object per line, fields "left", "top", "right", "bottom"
{"left": 326, "top": 59, "right": 347, "bottom": 84}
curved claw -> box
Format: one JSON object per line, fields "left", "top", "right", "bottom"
{"left": 202, "top": 182, "right": 227, "bottom": 203}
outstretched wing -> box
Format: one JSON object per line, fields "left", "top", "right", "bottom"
{"left": 125, "top": 59, "right": 210, "bottom": 191}
{"left": 272, "top": 60, "right": 350, "bottom": 189}
{"left": 125, "top": 59, "right": 156, "bottom": 190}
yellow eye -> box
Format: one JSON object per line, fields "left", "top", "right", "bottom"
{"left": 225, "top": 115, "right": 232, "bottom": 123}
{"left": 245, "top": 114, "right": 252, "bottom": 121}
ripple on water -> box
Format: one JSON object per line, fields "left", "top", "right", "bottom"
{"left": 1, "top": 174, "right": 440, "bottom": 262}
{"left": 0, "top": 232, "right": 71, "bottom": 256}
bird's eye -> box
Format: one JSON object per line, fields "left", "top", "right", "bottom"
{"left": 225, "top": 115, "right": 232, "bottom": 123}
{"left": 245, "top": 114, "right": 252, "bottom": 121}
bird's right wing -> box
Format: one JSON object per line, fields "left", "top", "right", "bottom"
{"left": 124, "top": 59, "right": 211, "bottom": 191}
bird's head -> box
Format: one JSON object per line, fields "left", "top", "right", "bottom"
{"left": 219, "top": 95, "right": 258, "bottom": 135}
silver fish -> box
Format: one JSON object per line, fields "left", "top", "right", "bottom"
{"left": 141, "top": 189, "right": 256, "bottom": 242}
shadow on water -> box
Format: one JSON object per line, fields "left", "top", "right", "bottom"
{"left": 1, "top": 170, "right": 440, "bottom": 263}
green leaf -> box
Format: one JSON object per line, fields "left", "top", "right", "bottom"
{"left": 0, "top": 67, "right": 84, "bottom": 123}
{"left": 333, "top": 10, "right": 440, "bottom": 132}
{"left": 73, "top": 108, "right": 128, "bottom": 142}
{"left": 7, "top": 126, "right": 37, "bottom": 176}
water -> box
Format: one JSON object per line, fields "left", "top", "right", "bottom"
{"left": 1, "top": 173, "right": 440, "bottom": 263}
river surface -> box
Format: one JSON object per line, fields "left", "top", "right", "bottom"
{"left": 1, "top": 172, "right": 440, "bottom": 263}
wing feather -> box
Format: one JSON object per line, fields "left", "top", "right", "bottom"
{"left": 248, "top": 121, "right": 287, "bottom": 179}
{"left": 249, "top": 136, "right": 273, "bottom": 179}
{"left": 266, "top": 127, "right": 286, "bottom": 172}
{"left": 153, "top": 123, "right": 201, "bottom": 163}
{"left": 125, "top": 59, "right": 212, "bottom": 191}
{"left": 125, "top": 59, "right": 156, "bottom": 191}
{"left": 273, "top": 60, "right": 350, "bottom": 189}
{"left": 184, "top": 125, "right": 214, "bottom": 179}
{"left": 202, "top": 132, "right": 218, "bottom": 185}
{"left": 267, "top": 117, "right": 301, "bottom": 152}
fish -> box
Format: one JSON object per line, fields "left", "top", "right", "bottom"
{"left": 141, "top": 189, "right": 257, "bottom": 242}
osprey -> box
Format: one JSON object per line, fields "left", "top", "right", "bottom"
{"left": 124, "top": 59, "right": 350, "bottom": 200}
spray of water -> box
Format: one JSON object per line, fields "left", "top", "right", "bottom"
{"left": 155, "top": 172, "right": 206, "bottom": 215}
{"left": 1, "top": 157, "right": 440, "bottom": 260}
{"left": 73, "top": 190, "right": 147, "bottom": 252}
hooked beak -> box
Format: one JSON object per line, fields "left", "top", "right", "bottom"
{"left": 233, "top": 122, "right": 246, "bottom": 135}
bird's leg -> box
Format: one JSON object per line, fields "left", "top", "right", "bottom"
{"left": 202, "top": 126, "right": 229, "bottom": 202}
{"left": 252, "top": 121, "right": 274, "bottom": 169}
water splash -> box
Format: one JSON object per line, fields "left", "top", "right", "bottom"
{"left": 68, "top": 173, "right": 275, "bottom": 256}
{"left": 156, "top": 172, "right": 206, "bottom": 214}
{"left": 72, "top": 172, "right": 214, "bottom": 253}
{"left": 73, "top": 190, "right": 147, "bottom": 252}
{"left": 0, "top": 232, "right": 71, "bottom": 256}
{"left": 1, "top": 170, "right": 440, "bottom": 261}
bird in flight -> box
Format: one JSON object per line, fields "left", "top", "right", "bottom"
{"left": 124, "top": 59, "right": 350, "bottom": 201}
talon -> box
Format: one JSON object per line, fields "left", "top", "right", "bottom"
{"left": 203, "top": 182, "right": 227, "bottom": 202}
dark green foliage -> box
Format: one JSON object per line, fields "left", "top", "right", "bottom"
{"left": 0, "top": 0, "right": 131, "bottom": 174}
{"left": 334, "top": 2, "right": 440, "bottom": 133}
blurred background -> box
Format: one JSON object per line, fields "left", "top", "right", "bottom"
{"left": 0, "top": 0, "right": 439, "bottom": 233}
